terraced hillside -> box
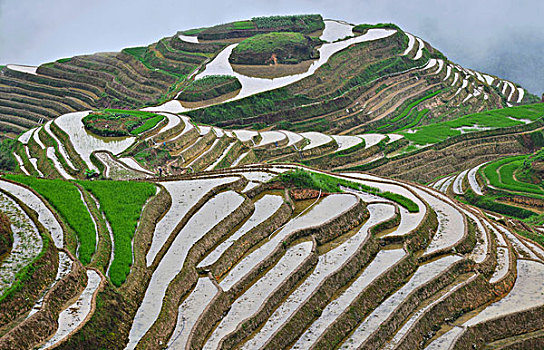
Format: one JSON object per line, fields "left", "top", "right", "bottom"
{"left": 1, "top": 17, "right": 536, "bottom": 141}
{"left": 1, "top": 165, "right": 544, "bottom": 349}
{"left": 2, "top": 14, "right": 544, "bottom": 350}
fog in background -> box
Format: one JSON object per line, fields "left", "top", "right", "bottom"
{"left": 1, "top": 0, "right": 542, "bottom": 95}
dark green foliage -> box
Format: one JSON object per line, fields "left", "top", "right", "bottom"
{"left": 134, "top": 147, "right": 171, "bottom": 169}
{"left": 181, "top": 27, "right": 207, "bottom": 36}
{"left": 0, "top": 139, "right": 17, "bottom": 171}
{"left": 525, "top": 130, "right": 544, "bottom": 149}
{"left": 272, "top": 169, "right": 419, "bottom": 212}
{"left": 178, "top": 75, "right": 241, "bottom": 102}
{"left": 197, "top": 15, "right": 324, "bottom": 40}
{"left": 353, "top": 23, "right": 402, "bottom": 33}
{"left": 122, "top": 46, "right": 147, "bottom": 59}
{"left": 516, "top": 229, "right": 544, "bottom": 250}
{"left": 230, "top": 32, "right": 322, "bottom": 65}
{"left": 252, "top": 14, "right": 324, "bottom": 32}
{"left": 463, "top": 188, "right": 536, "bottom": 219}
{"left": 78, "top": 180, "right": 156, "bottom": 286}
{"left": 518, "top": 148, "right": 544, "bottom": 184}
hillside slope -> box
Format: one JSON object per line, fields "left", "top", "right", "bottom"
{"left": 2, "top": 15, "right": 544, "bottom": 350}
{"left": 0, "top": 17, "right": 537, "bottom": 140}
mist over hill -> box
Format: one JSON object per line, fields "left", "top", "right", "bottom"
{"left": 1, "top": 0, "right": 543, "bottom": 95}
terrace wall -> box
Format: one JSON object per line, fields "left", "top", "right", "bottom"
{"left": 0, "top": 251, "right": 87, "bottom": 350}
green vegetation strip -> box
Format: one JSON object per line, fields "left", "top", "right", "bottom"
{"left": 232, "top": 20, "right": 254, "bottom": 30}
{"left": 178, "top": 75, "right": 241, "bottom": 102}
{"left": 122, "top": 46, "right": 189, "bottom": 79}
{"left": 390, "top": 90, "right": 441, "bottom": 123}
{"left": 396, "top": 109, "right": 430, "bottom": 131}
{"left": 131, "top": 114, "right": 165, "bottom": 135}
{"left": 272, "top": 169, "right": 419, "bottom": 212}
{"left": 83, "top": 109, "right": 165, "bottom": 137}
{"left": 230, "top": 32, "right": 321, "bottom": 65}
{"left": 483, "top": 155, "right": 544, "bottom": 197}
{"left": 181, "top": 27, "right": 207, "bottom": 36}
{"left": 353, "top": 23, "right": 401, "bottom": 33}
{"left": 252, "top": 14, "right": 324, "bottom": 32}
{"left": 235, "top": 32, "right": 309, "bottom": 53}
{"left": 400, "top": 103, "right": 544, "bottom": 145}
{"left": 4, "top": 175, "right": 96, "bottom": 264}
{"left": 78, "top": 180, "right": 156, "bottom": 286}
{"left": 461, "top": 189, "right": 536, "bottom": 220}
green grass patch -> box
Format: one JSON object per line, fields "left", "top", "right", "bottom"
{"left": 252, "top": 14, "right": 324, "bottom": 33}
{"left": 353, "top": 23, "right": 401, "bottom": 33}
{"left": 230, "top": 31, "right": 321, "bottom": 65}
{"left": 78, "top": 180, "right": 156, "bottom": 286}
{"left": 400, "top": 103, "right": 544, "bottom": 145}
{"left": 83, "top": 109, "right": 164, "bottom": 137}
{"left": 234, "top": 32, "right": 312, "bottom": 51}
{"left": 483, "top": 155, "right": 544, "bottom": 197}
{"left": 123, "top": 46, "right": 189, "bottom": 78}
{"left": 181, "top": 27, "right": 207, "bottom": 36}
{"left": 178, "top": 75, "right": 241, "bottom": 102}
{"left": 397, "top": 109, "right": 430, "bottom": 131}
{"left": 390, "top": 90, "right": 441, "bottom": 123}
{"left": 130, "top": 114, "right": 165, "bottom": 135}
{"left": 272, "top": 169, "right": 419, "bottom": 213}
{"left": 4, "top": 175, "right": 96, "bottom": 264}
{"left": 122, "top": 46, "right": 147, "bottom": 60}
{"left": 232, "top": 21, "right": 255, "bottom": 30}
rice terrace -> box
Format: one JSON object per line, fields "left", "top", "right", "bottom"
{"left": 1, "top": 10, "right": 544, "bottom": 350}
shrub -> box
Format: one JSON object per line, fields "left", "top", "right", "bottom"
{"left": 252, "top": 14, "right": 324, "bottom": 33}
{"left": 353, "top": 23, "right": 402, "bottom": 33}
{"left": 0, "top": 139, "right": 17, "bottom": 171}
